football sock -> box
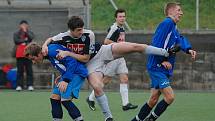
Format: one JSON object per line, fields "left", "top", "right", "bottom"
{"left": 61, "top": 100, "right": 83, "bottom": 120}
{"left": 89, "top": 90, "right": 95, "bottom": 101}
{"left": 50, "top": 98, "right": 63, "bottom": 120}
{"left": 120, "top": 83, "right": 129, "bottom": 106}
{"left": 74, "top": 117, "right": 84, "bottom": 121}
{"left": 53, "top": 119, "right": 62, "bottom": 121}
{"left": 96, "top": 94, "right": 113, "bottom": 119}
{"left": 132, "top": 103, "right": 152, "bottom": 121}
{"left": 145, "top": 45, "right": 169, "bottom": 57}
{"left": 148, "top": 99, "right": 169, "bottom": 120}
{"left": 131, "top": 115, "right": 141, "bottom": 121}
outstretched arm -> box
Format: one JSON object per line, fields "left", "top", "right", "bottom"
{"left": 56, "top": 50, "right": 90, "bottom": 63}
{"left": 178, "top": 36, "right": 197, "bottom": 60}
{"left": 42, "top": 37, "right": 53, "bottom": 56}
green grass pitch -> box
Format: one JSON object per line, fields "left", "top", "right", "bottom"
{"left": 0, "top": 90, "right": 214, "bottom": 121}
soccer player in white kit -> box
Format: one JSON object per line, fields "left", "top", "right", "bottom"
{"left": 86, "top": 9, "right": 138, "bottom": 111}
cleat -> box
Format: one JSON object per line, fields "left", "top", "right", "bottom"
{"left": 28, "top": 86, "right": 34, "bottom": 91}
{"left": 105, "top": 117, "right": 114, "bottom": 121}
{"left": 16, "top": 86, "right": 22, "bottom": 91}
{"left": 86, "top": 97, "right": 96, "bottom": 111}
{"left": 122, "top": 103, "right": 138, "bottom": 111}
{"left": 168, "top": 44, "right": 181, "bottom": 56}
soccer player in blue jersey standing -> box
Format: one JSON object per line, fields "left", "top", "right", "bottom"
{"left": 25, "top": 42, "right": 87, "bottom": 121}
{"left": 132, "top": 2, "right": 197, "bottom": 121}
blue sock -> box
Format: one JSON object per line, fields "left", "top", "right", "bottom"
{"left": 132, "top": 103, "right": 152, "bottom": 121}
{"left": 61, "top": 100, "right": 83, "bottom": 120}
{"left": 50, "top": 98, "right": 63, "bottom": 119}
{"left": 148, "top": 99, "right": 169, "bottom": 120}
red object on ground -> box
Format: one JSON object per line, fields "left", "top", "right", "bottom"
{"left": 2, "top": 64, "right": 13, "bottom": 73}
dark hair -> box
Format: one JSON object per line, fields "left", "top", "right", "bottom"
{"left": 67, "top": 16, "right": 84, "bottom": 31}
{"left": 24, "top": 42, "right": 42, "bottom": 57}
{"left": 19, "top": 20, "right": 28, "bottom": 25}
{"left": 114, "top": 8, "right": 126, "bottom": 18}
{"left": 164, "top": 2, "right": 181, "bottom": 16}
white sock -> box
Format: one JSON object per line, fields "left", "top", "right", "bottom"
{"left": 74, "top": 116, "right": 84, "bottom": 121}
{"left": 145, "top": 45, "right": 169, "bottom": 57}
{"left": 135, "top": 115, "right": 141, "bottom": 121}
{"left": 96, "top": 94, "right": 113, "bottom": 119}
{"left": 120, "top": 83, "right": 129, "bottom": 106}
{"left": 53, "top": 118, "right": 62, "bottom": 121}
{"left": 88, "top": 90, "right": 95, "bottom": 101}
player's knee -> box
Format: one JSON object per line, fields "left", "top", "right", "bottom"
{"left": 50, "top": 94, "right": 61, "bottom": 100}
{"left": 92, "top": 84, "right": 104, "bottom": 96}
{"left": 94, "top": 88, "right": 103, "bottom": 96}
{"left": 148, "top": 96, "right": 159, "bottom": 107}
{"left": 103, "top": 77, "right": 112, "bottom": 84}
{"left": 120, "top": 79, "right": 128, "bottom": 83}
{"left": 165, "top": 94, "right": 175, "bottom": 104}
{"left": 120, "top": 76, "right": 128, "bottom": 83}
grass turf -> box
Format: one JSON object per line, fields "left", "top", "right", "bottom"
{"left": 91, "top": 0, "right": 215, "bottom": 30}
{"left": 0, "top": 90, "right": 214, "bottom": 121}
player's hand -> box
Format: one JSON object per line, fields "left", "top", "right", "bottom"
{"left": 54, "top": 75, "right": 61, "bottom": 85}
{"left": 188, "top": 49, "right": 197, "bottom": 60}
{"left": 56, "top": 50, "right": 70, "bottom": 60}
{"left": 42, "top": 45, "right": 48, "bottom": 56}
{"left": 57, "top": 81, "right": 68, "bottom": 92}
{"left": 161, "top": 61, "right": 172, "bottom": 70}
{"left": 20, "top": 25, "right": 28, "bottom": 32}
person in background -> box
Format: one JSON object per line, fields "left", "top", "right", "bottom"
{"left": 13, "top": 20, "right": 34, "bottom": 91}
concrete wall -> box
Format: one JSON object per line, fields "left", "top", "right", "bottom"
{"left": 0, "top": 6, "right": 86, "bottom": 63}
{"left": 0, "top": 1, "right": 87, "bottom": 89}
{"left": 1, "top": 28, "right": 215, "bottom": 90}
{"left": 0, "top": 9, "right": 68, "bottom": 62}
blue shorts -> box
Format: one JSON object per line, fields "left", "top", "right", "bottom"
{"left": 148, "top": 71, "right": 171, "bottom": 89}
{"left": 52, "top": 74, "right": 85, "bottom": 99}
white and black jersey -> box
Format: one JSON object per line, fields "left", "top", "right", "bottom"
{"left": 51, "top": 29, "right": 95, "bottom": 55}
{"left": 90, "top": 41, "right": 102, "bottom": 59}
{"left": 106, "top": 23, "right": 125, "bottom": 42}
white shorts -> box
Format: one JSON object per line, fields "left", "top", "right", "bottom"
{"left": 86, "top": 44, "right": 114, "bottom": 74}
{"left": 102, "top": 57, "right": 128, "bottom": 77}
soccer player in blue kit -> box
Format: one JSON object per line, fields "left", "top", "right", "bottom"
{"left": 25, "top": 42, "right": 87, "bottom": 121}
{"left": 132, "top": 2, "right": 197, "bottom": 121}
